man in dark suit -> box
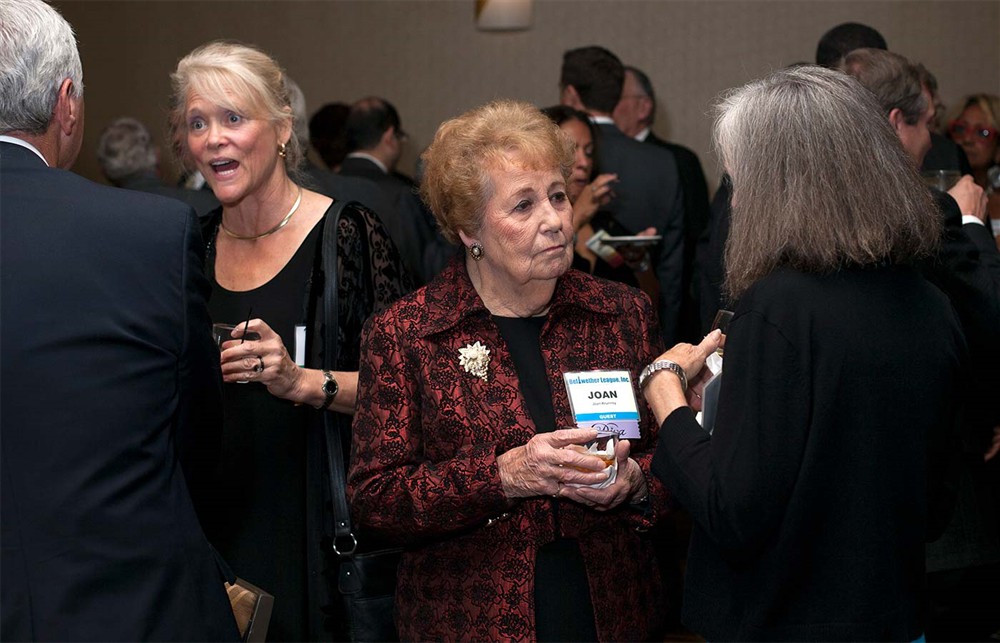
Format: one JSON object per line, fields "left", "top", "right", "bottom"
{"left": 614, "top": 65, "right": 711, "bottom": 343}
{"left": 96, "top": 116, "right": 221, "bottom": 219}
{"left": 0, "top": 1, "right": 238, "bottom": 639}
{"left": 340, "top": 96, "right": 445, "bottom": 284}
{"left": 839, "top": 47, "right": 1000, "bottom": 641}
{"left": 284, "top": 77, "right": 418, "bottom": 278}
{"left": 560, "top": 46, "right": 686, "bottom": 344}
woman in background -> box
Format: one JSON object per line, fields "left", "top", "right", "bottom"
{"left": 948, "top": 93, "right": 1000, "bottom": 243}
{"left": 541, "top": 104, "right": 658, "bottom": 299}
{"left": 642, "top": 66, "right": 965, "bottom": 640}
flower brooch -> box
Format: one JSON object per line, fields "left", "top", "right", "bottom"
{"left": 458, "top": 341, "right": 491, "bottom": 382}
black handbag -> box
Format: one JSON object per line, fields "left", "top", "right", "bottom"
{"left": 319, "top": 201, "right": 401, "bottom": 643}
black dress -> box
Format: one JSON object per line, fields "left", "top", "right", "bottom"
{"left": 201, "top": 202, "right": 411, "bottom": 640}
{"left": 493, "top": 315, "right": 598, "bottom": 643}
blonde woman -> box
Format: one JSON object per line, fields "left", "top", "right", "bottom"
{"left": 169, "top": 41, "right": 409, "bottom": 639}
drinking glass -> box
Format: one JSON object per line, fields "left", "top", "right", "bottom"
{"left": 564, "top": 430, "right": 619, "bottom": 489}
{"left": 212, "top": 323, "right": 261, "bottom": 384}
{"left": 920, "top": 169, "right": 961, "bottom": 191}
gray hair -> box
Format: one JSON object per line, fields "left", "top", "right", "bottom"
{"left": 837, "top": 48, "right": 927, "bottom": 125}
{"left": 96, "top": 117, "right": 157, "bottom": 183}
{"left": 715, "top": 65, "right": 939, "bottom": 298}
{"left": 624, "top": 65, "right": 656, "bottom": 126}
{"left": 284, "top": 75, "right": 309, "bottom": 150}
{"left": 0, "top": 0, "right": 84, "bottom": 134}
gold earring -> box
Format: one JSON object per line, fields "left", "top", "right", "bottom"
{"left": 278, "top": 143, "right": 287, "bottom": 159}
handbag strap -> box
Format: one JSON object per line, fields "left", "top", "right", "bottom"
{"left": 317, "top": 199, "right": 359, "bottom": 557}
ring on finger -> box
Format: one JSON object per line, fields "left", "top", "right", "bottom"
{"left": 253, "top": 355, "right": 265, "bottom": 373}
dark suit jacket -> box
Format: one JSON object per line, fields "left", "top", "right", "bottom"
{"left": 339, "top": 156, "right": 442, "bottom": 285}
{"left": 0, "top": 142, "right": 238, "bottom": 641}
{"left": 696, "top": 175, "right": 733, "bottom": 334}
{"left": 926, "top": 190, "right": 1000, "bottom": 432}
{"left": 595, "top": 123, "right": 685, "bottom": 344}
{"left": 923, "top": 191, "right": 1000, "bottom": 573}
{"left": 119, "top": 171, "right": 221, "bottom": 220}
{"left": 645, "top": 132, "right": 711, "bottom": 342}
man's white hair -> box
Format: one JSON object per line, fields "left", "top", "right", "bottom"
{"left": 0, "top": 0, "right": 84, "bottom": 135}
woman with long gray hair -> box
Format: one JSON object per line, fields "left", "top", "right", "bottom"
{"left": 640, "top": 66, "right": 965, "bottom": 639}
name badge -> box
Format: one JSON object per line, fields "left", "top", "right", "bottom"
{"left": 294, "top": 324, "right": 307, "bottom": 367}
{"left": 563, "top": 370, "right": 641, "bottom": 439}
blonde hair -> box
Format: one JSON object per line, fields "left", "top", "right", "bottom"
{"left": 955, "top": 93, "right": 1000, "bottom": 130}
{"left": 168, "top": 40, "right": 300, "bottom": 171}
{"left": 420, "top": 100, "right": 574, "bottom": 244}
{"left": 716, "top": 66, "right": 939, "bottom": 298}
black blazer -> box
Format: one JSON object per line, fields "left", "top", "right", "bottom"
{"left": 338, "top": 156, "right": 442, "bottom": 285}
{"left": 0, "top": 142, "right": 238, "bottom": 641}
{"left": 645, "top": 132, "right": 711, "bottom": 342}
{"left": 595, "top": 123, "right": 685, "bottom": 344}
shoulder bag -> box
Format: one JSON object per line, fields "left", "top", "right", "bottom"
{"left": 319, "top": 200, "right": 402, "bottom": 643}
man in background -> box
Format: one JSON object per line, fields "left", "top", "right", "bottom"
{"left": 815, "top": 21, "right": 969, "bottom": 174}
{"left": 613, "top": 64, "right": 711, "bottom": 343}
{"left": 1, "top": 0, "right": 237, "bottom": 638}
{"left": 96, "top": 116, "right": 220, "bottom": 218}
{"left": 840, "top": 46, "right": 1000, "bottom": 641}
{"left": 815, "top": 21, "right": 887, "bottom": 67}
{"left": 309, "top": 101, "right": 350, "bottom": 172}
{"left": 341, "top": 96, "right": 443, "bottom": 284}
{"left": 560, "top": 46, "right": 686, "bottom": 344}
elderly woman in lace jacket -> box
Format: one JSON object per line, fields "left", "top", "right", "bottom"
{"left": 348, "top": 100, "right": 670, "bottom": 641}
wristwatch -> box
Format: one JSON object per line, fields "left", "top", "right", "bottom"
{"left": 316, "top": 370, "right": 339, "bottom": 410}
{"left": 638, "top": 360, "right": 688, "bottom": 392}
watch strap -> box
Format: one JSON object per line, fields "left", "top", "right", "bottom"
{"left": 316, "top": 370, "right": 338, "bottom": 410}
{"left": 638, "top": 359, "right": 688, "bottom": 392}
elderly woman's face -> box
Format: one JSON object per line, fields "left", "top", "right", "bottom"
{"left": 184, "top": 92, "right": 289, "bottom": 205}
{"left": 468, "top": 153, "right": 573, "bottom": 287}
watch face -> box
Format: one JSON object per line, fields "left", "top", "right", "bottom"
{"left": 323, "top": 375, "right": 339, "bottom": 396}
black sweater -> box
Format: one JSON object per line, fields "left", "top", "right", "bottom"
{"left": 654, "top": 265, "right": 965, "bottom": 641}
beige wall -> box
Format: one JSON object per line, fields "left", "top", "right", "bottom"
{"left": 55, "top": 0, "right": 1000, "bottom": 193}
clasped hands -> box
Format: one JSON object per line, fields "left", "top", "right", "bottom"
{"left": 497, "top": 428, "right": 647, "bottom": 511}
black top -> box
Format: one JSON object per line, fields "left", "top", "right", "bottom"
{"left": 493, "top": 315, "right": 597, "bottom": 642}
{"left": 653, "top": 265, "right": 965, "bottom": 640}
{"left": 207, "top": 220, "right": 322, "bottom": 642}
{"left": 200, "top": 201, "right": 412, "bottom": 639}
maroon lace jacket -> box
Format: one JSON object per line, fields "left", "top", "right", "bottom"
{"left": 349, "top": 259, "right": 670, "bottom": 641}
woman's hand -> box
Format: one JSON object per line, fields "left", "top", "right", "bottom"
{"left": 643, "top": 330, "right": 722, "bottom": 425}
{"left": 219, "top": 318, "right": 304, "bottom": 399}
{"left": 497, "top": 428, "right": 613, "bottom": 498}
{"left": 617, "top": 226, "right": 658, "bottom": 271}
{"left": 558, "top": 439, "right": 648, "bottom": 511}
{"left": 573, "top": 173, "right": 617, "bottom": 231}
